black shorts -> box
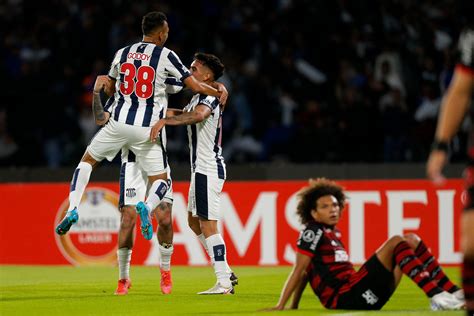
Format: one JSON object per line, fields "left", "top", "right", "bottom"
{"left": 335, "top": 255, "right": 396, "bottom": 310}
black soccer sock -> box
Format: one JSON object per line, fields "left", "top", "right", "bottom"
{"left": 463, "top": 256, "right": 474, "bottom": 315}
{"left": 415, "top": 240, "right": 460, "bottom": 293}
{"left": 394, "top": 241, "right": 442, "bottom": 297}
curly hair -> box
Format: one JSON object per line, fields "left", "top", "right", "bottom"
{"left": 296, "top": 178, "right": 347, "bottom": 225}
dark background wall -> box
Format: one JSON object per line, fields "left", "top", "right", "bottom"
{"left": 0, "top": 163, "right": 464, "bottom": 182}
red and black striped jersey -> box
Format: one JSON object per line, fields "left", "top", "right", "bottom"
{"left": 296, "top": 221, "right": 355, "bottom": 308}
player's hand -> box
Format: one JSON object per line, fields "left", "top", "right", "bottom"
{"left": 215, "top": 82, "right": 228, "bottom": 108}
{"left": 93, "top": 75, "right": 109, "bottom": 93}
{"left": 150, "top": 119, "right": 166, "bottom": 142}
{"left": 93, "top": 75, "right": 115, "bottom": 96}
{"left": 259, "top": 305, "right": 285, "bottom": 312}
{"left": 103, "top": 77, "right": 116, "bottom": 97}
{"left": 426, "top": 149, "right": 448, "bottom": 185}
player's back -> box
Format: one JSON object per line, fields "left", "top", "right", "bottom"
{"left": 107, "top": 42, "right": 190, "bottom": 127}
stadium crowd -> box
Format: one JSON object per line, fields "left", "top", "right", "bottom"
{"left": 0, "top": 0, "right": 472, "bottom": 167}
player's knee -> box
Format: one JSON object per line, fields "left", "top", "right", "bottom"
{"left": 403, "top": 233, "right": 420, "bottom": 249}
{"left": 81, "top": 151, "right": 99, "bottom": 167}
{"left": 389, "top": 235, "right": 404, "bottom": 246}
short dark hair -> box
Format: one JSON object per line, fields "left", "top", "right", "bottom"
{"left": 296, "top": 178, "right": 347, "bottom": 225}
{"left": 193, "top": 52, "right": 225, "bottom": 80}
{"left": 142, "top": 12, "right": 167, "bottom": 36}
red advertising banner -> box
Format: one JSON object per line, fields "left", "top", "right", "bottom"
{"left": 0, "top": 180, "right": 464, "bottom": 266}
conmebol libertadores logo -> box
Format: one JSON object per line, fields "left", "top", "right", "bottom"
{"left": 55, "top": 188, "right": 120, "bottom": 266}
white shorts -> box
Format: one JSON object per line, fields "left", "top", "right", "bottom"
{"left": 87, "top": 119, "right": 167, "bottom": 176}
{"left": 187, "top": 172, "right": 225, "bottom": 220}
{"left": 119, "top": 149, "right": 173, "bottom": 209}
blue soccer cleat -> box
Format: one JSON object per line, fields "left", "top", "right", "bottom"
{"left": 136, "top": 202, "right": 153, "bottom": 240}
{"left": 55, "top": 208, "right": 79, "bottom": 235}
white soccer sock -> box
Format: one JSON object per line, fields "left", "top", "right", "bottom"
{"left": 68, "top": 162, "right": 92, "bottom": 211}
{"left": 117, "top": 248, "right": 132, "bottom": 280}
{"left": 205, "top": 234, "right": 231, "bottom": 288}
{"left": 197, "top": 233, "right": 209, "bottom": 255}
{"left": 159, "top": 244, "right": 174, "bottom": 271}
{"left": 145, "top": 179, "right": 168, "bottom": 211}
{"left": 198, "top": 233, "right": 232, "bottom": 273}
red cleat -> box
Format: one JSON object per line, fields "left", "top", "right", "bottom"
{"left": 114, "top": 279, "right": 131, "bottom": 295}
{"left": 160, "top": 269, "right": 172, "bottom": 294}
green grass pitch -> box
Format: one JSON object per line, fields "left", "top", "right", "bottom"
{"left": 0, "top": 265, "right": 465, "bottom": 315}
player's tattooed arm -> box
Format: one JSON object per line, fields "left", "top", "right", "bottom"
{"left": 92, "top": 75, "right": 111, "bottom": 126}
{"left": 92, "top": 93, "right": 110, "bottom": 126}
{"left": 150, "top": 105, "right": 212, "bottom": 142}
{"left": 166, "top": 108, "right": 183, "bottom": 117}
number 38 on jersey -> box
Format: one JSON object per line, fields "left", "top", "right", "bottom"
{"left": 119, "top": 63, "right": 155, "bottom": 99}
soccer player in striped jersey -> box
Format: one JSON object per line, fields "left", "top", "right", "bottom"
{"left": 151, "top": 53, "right": 235, "bottom": 295}
{"left": 427, "top": 24, "right": 474, "bottom": 315}
{"left": 266, "top": 178, "right": 464, "bottom": 311}
{"left": 55, "top": 12, "right": 227, "bottom": 240}
{"left": 115, "top": 79, "right": 184, "bottom": 296}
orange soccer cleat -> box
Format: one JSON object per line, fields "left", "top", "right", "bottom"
{"left": 160, "top": 269, "right": 172, "bottom": 294}
{"left": 114, "top": 279, "right": 131, "bottom": 295}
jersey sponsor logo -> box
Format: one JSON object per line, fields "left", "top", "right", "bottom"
{"left": 362, "top": 289, "right": 379, "bottom": 305}
{"left": 309, "top": 229, "right": 323, "bottom": 251}
{"left": 126, "top": 188, "right": 136, "bottom": 198}
{"left": 127, "top": 52, "right": 151, "bottom": 61}
{"left": 55, "top": 188, "right": 120, "bottom": 266}
{"left": 335, "top": 249, "right": 349, "bottom": 262}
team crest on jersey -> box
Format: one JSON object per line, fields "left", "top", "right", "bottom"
{"left": 55, "top": 188, "right": 120, "bottom": 266}
{"left": 302, "top": 230, "right": 316, "bottom": 242}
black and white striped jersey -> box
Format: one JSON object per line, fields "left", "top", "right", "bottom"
{"left": 458, "top": 28, "right": 474, "bottom": 72}
{"left": 185, "top": 94, "right": 226, "bottom": 179}
{"left": 107, "top": 42, "right": 190, "bottom": 127}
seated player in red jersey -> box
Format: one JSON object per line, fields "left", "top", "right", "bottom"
{"left": 266, "top": 178, "right": 465, "bottom": 311}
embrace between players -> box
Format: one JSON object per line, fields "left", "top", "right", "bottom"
{"left": 55, "top": 11, "right": 235, "bottom": 296}
{"left": 55, "top": 10, "right": 470, "bottom": 312}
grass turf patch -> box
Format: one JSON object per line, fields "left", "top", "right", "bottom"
{"left": 0, "top": 266, "right": 464, "bottom": 315}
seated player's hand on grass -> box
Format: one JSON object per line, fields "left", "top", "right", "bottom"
{"left": 259, "top": 305, "right": 285, "bottom": 312}
{"left": 150, "top": 119, "right": 166, "bottom": 142}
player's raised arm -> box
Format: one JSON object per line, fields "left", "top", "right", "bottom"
{"left": 426, "top": 69, "right": 474, "bottom": 182}
{"left": 209, "top": 81, "right": 228, "bottom": 107}
{"left": 92, "top": 75, "right": 111, "bottom": 126}
{"left": 183, "top": 75, "right": 227, "bottom": 105}
{"left": 150, "top": 105, "right": 211, "bottom": 142}
{"left": 166, "top": 108, "right": 183, "bottom": 117}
